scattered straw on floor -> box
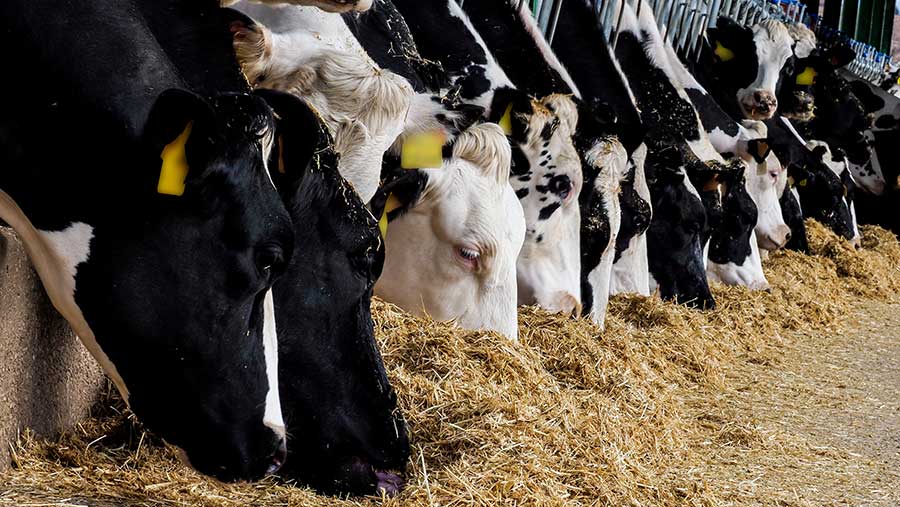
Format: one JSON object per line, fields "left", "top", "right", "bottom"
{"left": 2, "top": 221, "right": 899, "bottom": 507}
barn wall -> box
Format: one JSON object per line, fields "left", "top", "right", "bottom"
{"left": 0, "top": 226, "right": 105, "bottom": 472}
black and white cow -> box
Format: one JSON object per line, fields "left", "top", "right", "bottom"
{"left": 548, "top": 0, "right": 654, "bottom": 298}
{"left": 765, "top": 117, "right": 858, "bottom": 244}
{"left": 695, "top": 17, "right": 796, "bottom": 120}
{"left": 253, "top": 89, "right": 408, "bottom": 496}
{"left": 385, "top": 0, "right": 587, "bottom": 317}
{"left": 0, "top": 0, "right": 295, "bottom": 481}
{"left": 777, "top": 47, "right": 875, "bottom": 197}
{"left": 614, "top": 2, "right": 775, "bottom": 301}
{"left": 456, "top": 0, "right": 632, "bottom": 326}
{"left": 345, "top": 1, "right": 527, "bottom": 339}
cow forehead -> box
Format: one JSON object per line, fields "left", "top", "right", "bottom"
{"left": 752, "top": 21, "right": 793, "bottom": 62}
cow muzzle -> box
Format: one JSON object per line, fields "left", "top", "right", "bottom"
{"left": 740, "top": 90, "right": 778, "bottom": 120}
{"left": 539, "top": 290, "right": 582, "bottom": 318}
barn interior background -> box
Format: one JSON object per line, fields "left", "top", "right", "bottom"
{"left": 2, "top": 0, "right": 900, "bottom": 505}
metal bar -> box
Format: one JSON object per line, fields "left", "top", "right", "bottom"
{"left": 611, "top": 0, "right": 629, "bottom": 49}
{"left": 547, "top": 0, "right": 565, "bottom": 42}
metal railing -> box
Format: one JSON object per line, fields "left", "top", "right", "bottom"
{"left": 522, "top": 0, "right": 892, "bottom": 83}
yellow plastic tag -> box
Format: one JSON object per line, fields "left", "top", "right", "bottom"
{"left": 157, "top": 122, "right": 193, "bottom": 196}
{"left": 714, "top": 41, "right": 735, "bottom": 62}
{"left": 788, "top": 175, "right": 795, "bottom": 187}
{"left": 896, "top": 76, "right": 900, "bottom": 86}
{"left": 378, "top": 193, "right": 402, "bottom": 238}
{"left": 795, "top": 66, "right": 818, "bottom": 86}
{"left": 400, "top": 130, "right": 446, "bottom": 169}
{"left": 498, "top": 103, "right": 514, "bottom": 135}
{"left": 798, "top": 178, "right": 808, "bottom": 187}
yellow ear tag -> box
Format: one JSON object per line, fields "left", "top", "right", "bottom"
{"left": 798, "top": 178, "right": 808, "bottom": 187}
{"left": 714, "top": 41, "right": 735, "bottom": 62}
{"left": 788, "top": 175, "right": 795, "bottom": 187}
{"left": 157, "top": 122, "right": 193, "bottom": 196}
{"left": 400, "top": 130, "right": 446, "bottom": 169}
{"left": 378, "top": 193, "right": 402, "bottom": 238}
{"left": 795, "top": 66, "right": 818, "bottom": 86}
{"left": 896, "top": 76, "right": 900, "bottom": 86}
{"left": 498, "top": 103, "right": 514, "bottom": 135}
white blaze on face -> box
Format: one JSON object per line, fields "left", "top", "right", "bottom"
{"left": 737, "top": 20, "right": 793, "bottom": 120}
{"left": 746, "top": 152, "right": 791, "bottom": 251}
{"left": 583, "top": 138, "right": 627, "bottom": 328}
{"left": 261, "top": 290, "right": 286, "bottom": 440}
{"left": 610, "top": 145, "right": 651, "bottom": 297}
{"left": 0, "top": 191, "right": 130, "bottom": 401}
{"left": 375, "top": 123, "right": 525, "bottom": 340}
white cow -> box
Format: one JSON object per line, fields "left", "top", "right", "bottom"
{"left": 375, "top": 123, "right": 526, "bottom": 340}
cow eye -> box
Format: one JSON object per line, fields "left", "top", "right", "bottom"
{"left": 548, "top": 175, "right": 572, "bottom": 200}
{"left": 256, "top": 245, "right": 285, "bottom": 279}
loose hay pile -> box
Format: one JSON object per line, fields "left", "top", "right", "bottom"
{"left": 3, "top": 221, "right": 899, "bottom": 507}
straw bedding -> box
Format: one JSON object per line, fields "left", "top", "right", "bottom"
{"left": 2, "top": 220, "right": 898, "bottom": 507}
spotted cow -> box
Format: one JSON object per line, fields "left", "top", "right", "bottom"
{"left": 0, "top": 0, "right": 296, "bottom": 481}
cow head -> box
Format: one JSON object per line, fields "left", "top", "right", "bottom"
{"left": 572, "top": 97, "right": 631, "bottom": 325}
{"left": 704, "top": 160, "right": 769, "bottom": 290}
{"left": 644, "top": 142, "right": 715, "bottom": 309}
{"left": 252, "top": 90, "right": 409, "bottom": 496}
{"left": 790, "top": 142, "right": 856, "bottom": 242}
{"left": 744, "top": 148, "right": 792, "bottom": 251}
{"left": 232, "top": 16, "right": 416, "bottom": 203}
{"left": 706, "top": 17, "right": 794, "bottom": 120}
{"left": 374, "top": 122, "right": 525, "bottom": 340}
{"left": 490, "top": 89, "right": 583, "bottom": 317}
{"left": 0, "top": 89, "right": 294, "bottom": 481}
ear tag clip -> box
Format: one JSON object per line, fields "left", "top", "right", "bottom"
{"left": 498, "top": 103, "right": 514, "bottom": 136}
{"left": 401, "top": 130, "right": 446, "bottom": 169}
{"left": 795, "top": 67, "right": 818, "bottom": 86}
{"left": 378, "top": 193, "right": 402, "bottom": 238}
{"left": 157, "top": 122, "right": 193, "bottom": 196}
{"left": 714, "top": 41, "right": 735, "bottom": 62}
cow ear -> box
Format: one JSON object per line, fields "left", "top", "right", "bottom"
{"left": 810, "top": 144, "right": 829, "bottom": 159}
{"left": 371, "top": 161, "right": 429, "bottom": 237}
{"left": 489, "top": 87, "right": 533, "bottom": 140}
{"left": 143, "top": 88, "right": 217, "bottom": 197}
{"left": 746, "top": 138, "right": 771, "bottom": 164}
{"left": 253, "top": 89, "right": 321, "bottom": 193}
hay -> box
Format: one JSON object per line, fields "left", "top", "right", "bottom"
{"left": 2, "top": 222, "right": 899, "bottom": 507}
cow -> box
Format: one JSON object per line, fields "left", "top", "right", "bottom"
{"left": 777, "top": 46, "right": 877, "bottom": 196}
{"left": 455, "top": 0, "right": 632, "bottom": 326}
{"left": 765, "top": 117, "right": 858, "bottom": 244}
{"left": 334, "top": 0, "right": 527, "bottom": 338}
{"left": 231, "top": 4, "right": 416, "bottom": 203}
{"left": 377, "top": 0, "right": 586, "bottom": 317}
{"left": 694, "top": 17, "right": 795, "bottom": 120}
{"left": 467, "top": 0, "right": 652, "bottom": 304}
{"left": 614, "top": 2, "right": 774, "bottom": 297}
{"left": 0, "top": 0, "right": 296, "bottom": 481}
{"left": 549, "top": 0, "right": 654, "bottom": 297}
{"left": 223, "top": 0, "right": 373, "bottom": 13}
{"left": 253, "top": 89, "right": 409, "bottom": 496}
{"left": 372, "top": 122, "right": 526, "bottom": 340}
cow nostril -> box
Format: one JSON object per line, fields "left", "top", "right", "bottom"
{"left": 267, "top": 439, "right": 287, "bottom": 475}
{"left": 784, "top": 231, "right": 792, "bottom": 243}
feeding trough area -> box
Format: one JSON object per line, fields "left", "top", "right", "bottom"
{"left": 2, "top": 0, "right": 900, "bottom": 504}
